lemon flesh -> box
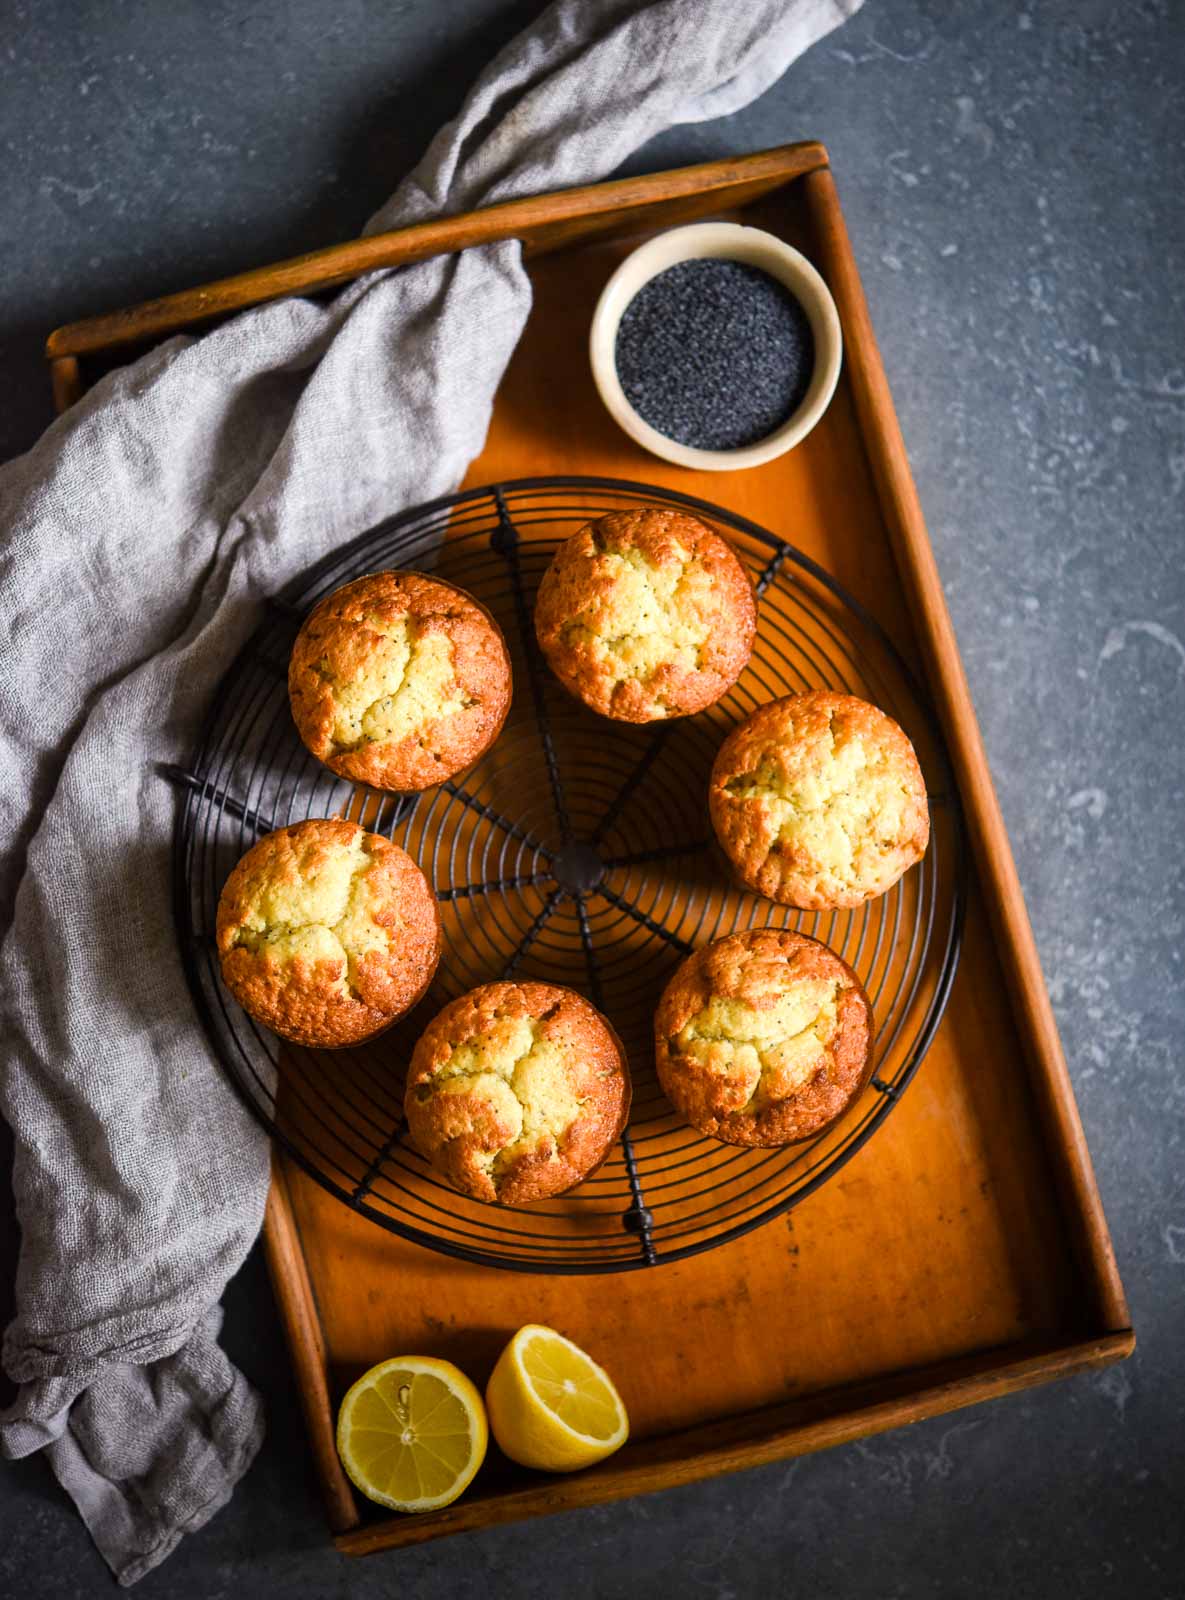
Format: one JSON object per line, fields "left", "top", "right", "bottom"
{"left": 336, "top": 1356, "right": 488, "bottom": 1512}
{"left": 485, "top": 1324, "right": 629, "bottom": 1473}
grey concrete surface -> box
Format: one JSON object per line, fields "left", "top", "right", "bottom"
{"left": 1, "top": 0, "right": 1182, "bottom": 1594}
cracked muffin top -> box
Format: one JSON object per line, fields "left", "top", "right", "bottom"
{"left": 216, "top": 818, "right": 440, "bottom": 1047}
{"left": 655, "top": 927, "right": 873, "bottom": 1147}
{"left": 288, "top": 571, "right": 512, "bottom": 792}
{"left": 533, "top": 508, "right": 755, "bottom": 721}
{"left": 709, "top": 691, "right": 929, "bottom": 910}
{"left": 404, "top": 982, "right": 631, "bottom": 1205}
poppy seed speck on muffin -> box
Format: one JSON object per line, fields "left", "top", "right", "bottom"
{"left": 614, "top": 259, "right": 815, "bottom": 451}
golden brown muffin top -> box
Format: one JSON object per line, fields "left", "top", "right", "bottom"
{"left": 534, "top": 508, "right": 755, "bottom": 721}
{"left": 655, "top": 927, "right": 873, "bottom": 1147}
{"left": 404, "top": 981, "right": 631, "bottom": 1205}
{"left": 709, "top": 691, "right": 929, "bottom": 910}
{"left": 216, "top": 818, "right": 440, "bottom": 1048}
{"left": 288, "top": 571, "right": 512, "bottom": 791}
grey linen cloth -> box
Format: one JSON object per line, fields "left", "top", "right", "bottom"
{"left": 0, "top": 0, "right": 861, "bottom": 1584}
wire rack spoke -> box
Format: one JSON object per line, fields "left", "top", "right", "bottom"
{"left": 493, "top": 488, "right": 574, "bottom": 846}
{"left": 174, "top": 477, "right": 966, "bottom": 1274}
{"left": 350, "top": 1121, "right": 406, "bottom": 1206}
{"left": 573, "top": 895, "right": 656, "bottom": 1263}
{"left": 501, "top": 887, "right": 565, "bottom": 977}
{"left": 594, "top": 882, "right": 695, "bottom": 954}
{"left": 439, "top": 780, "right": 554, "bottom": 861}
{"left": 438, "top": 873, "right": 552, "bottom": 901}
{"left": 590, "top": 726, "right": 670, "bottom": 846}
{"left": 570, "top": 898, "right": 598, "bottom": 991}
{"left": 754, "top": 542, "right": 795, "bottom": 598}
{"left": 604, "top": 839, "right": 711, "bottom": 870}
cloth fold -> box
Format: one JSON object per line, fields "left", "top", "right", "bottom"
{"left": 0, "top": 0, "right": 862, "bottom": 1583}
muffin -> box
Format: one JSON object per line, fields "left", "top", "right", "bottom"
{"left": 288, "top": 571, "right": 512, "bottom": 791}
{"left": 404, "top": 982, "right": 631, "bottom": 1204}
{"left": 216, "top": 818, "right": 440, "bottom": 1047}
{"left": 655, "top": 927, "right": 873, "bottom": 1147}
{"left": 534, "top": 508, "right": 755, "bottom": 721}
{"left": 709, "top": 691, "right": 929, "bottom": 910}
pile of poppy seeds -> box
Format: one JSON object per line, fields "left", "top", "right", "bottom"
{"left": 614, "top": 259, "right": 816, "bottom": 451}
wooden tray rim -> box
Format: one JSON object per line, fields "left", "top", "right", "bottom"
{"left": 335, "top": 1326, "right": 1135, "bottom": 1555}
{"left": 46, "top": 140, "right": 1133, "bottom": 1555}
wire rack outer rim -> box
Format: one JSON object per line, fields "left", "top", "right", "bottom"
{"left": 171, "top": 474, "right": 969, "bottom": 1275}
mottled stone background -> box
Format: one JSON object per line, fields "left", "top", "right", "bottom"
{"left": 1, "top": 0, "right": 1181, "bottom": 1594}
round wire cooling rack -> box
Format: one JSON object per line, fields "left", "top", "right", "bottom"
{"left": 168, "top": 476, "right": 967, "bottom": 1273}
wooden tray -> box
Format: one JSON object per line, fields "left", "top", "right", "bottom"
{"left": 47, "top": 142, "right": 1132, "bottom": 1557}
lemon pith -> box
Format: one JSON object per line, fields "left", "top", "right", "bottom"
{"left": 336, "top": 1356, "right": 488, "bottom": 1512}
{"left": 485, "top": 1324, "right": 629, "bottom": 1473}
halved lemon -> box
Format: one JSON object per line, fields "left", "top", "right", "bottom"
{"left": 336, "top": 1356, "right": 488, "bottom": 1512}
{"left": 485, "top": 1324, "right": 629, "bottom": 1473}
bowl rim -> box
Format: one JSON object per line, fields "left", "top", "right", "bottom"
{"left": 588, "top": 221, "right": 843, "bottom": 472}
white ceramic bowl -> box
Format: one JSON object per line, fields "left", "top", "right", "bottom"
{"left": 589, "top": 222, "right": 842, "bottom": 472}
